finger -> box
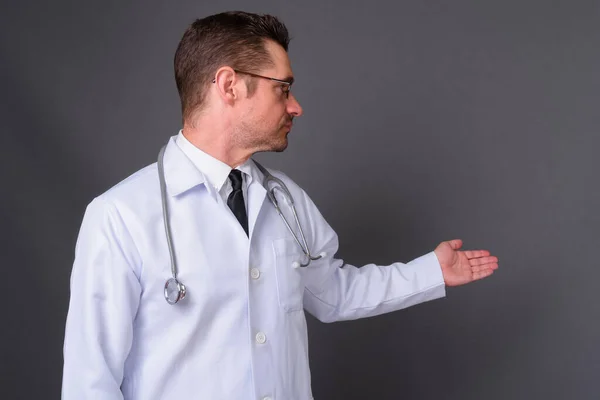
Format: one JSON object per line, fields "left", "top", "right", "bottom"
{"left": 473, "top": 269, "right": 494, "bottom": 280}
{"left": 464, "top": 250, "right": 490, "bottom": 259}
{"left": 448, "top": 239, "right": 463, "bottom": 250}
{"left": 471, "top": 263, "right": 498, "bottom": 273}
{"left": 469, "top": 256, "right": 498, "bottom": 266}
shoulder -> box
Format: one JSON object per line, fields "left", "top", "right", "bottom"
{"left": 252, "top": 161, "right": 302, "bottom": 191}
{"left": 252, "top": 161, "right": 320, "bottom": 211}
{"left": 264, "top": 166, "right": 298, "bottom": 187}
{"left": 81, "top": 162, "right": 161, "bottom": 227}
{"left": 253, "top": 162, "right": 311, "bottom": 201}
{"left": 96, "top": 162, "right": 160, "bottom": 206}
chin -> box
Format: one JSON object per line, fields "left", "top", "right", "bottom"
{"left": 254, "top": 130, "right": 289, "bottom": 153}
{"left": 272, "top": 140, "right": 288, "bottom": 153}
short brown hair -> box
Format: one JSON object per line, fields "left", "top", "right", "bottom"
{"left": 174, "top": 11, "right": 290, "bottom": 121}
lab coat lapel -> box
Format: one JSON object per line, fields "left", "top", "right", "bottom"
{"left": 162, "top": 136, "right": 268, "bottom": 238}
{"left": 246, "top": 166, "right": 267, "bottom": 239}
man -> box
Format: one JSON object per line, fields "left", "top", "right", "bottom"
{"left": 62, "top": 11, "right": 498, "bottom": 400}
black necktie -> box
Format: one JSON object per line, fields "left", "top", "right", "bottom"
{"left": 227, "top": 169, "right": 248, "bottom": 236}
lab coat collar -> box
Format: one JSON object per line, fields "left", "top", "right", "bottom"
{"left": 162, "top": 135, "right": 210, "bottom": 197}
{"left": 174, "top": 130, "right": 263, "bottom": 193}
{"left": 162, "top": 134, "right": 269, "bottom": 238}
{"left": 161, "top": 136, "right": 268, "bottom": 208}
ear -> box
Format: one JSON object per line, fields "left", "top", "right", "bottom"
{"left": 213, "top": 67, "right": 243, "bottom": 104}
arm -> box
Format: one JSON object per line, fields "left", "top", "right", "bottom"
{"left": 303, "top": 237, "right": 446, "bottom": 323}
{"left": 297, "top": 190, "right": 497, "bottom": 323}
{"left": 62, "top": 198, "right": 142, "bottom": 399}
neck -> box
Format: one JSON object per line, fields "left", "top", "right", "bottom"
{"left": 182, "top": 117, "right": 252, "bottom": 168}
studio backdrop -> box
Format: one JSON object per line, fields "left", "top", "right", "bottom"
{"left": 1, "top": 0, "right": 599, "bottom": 399}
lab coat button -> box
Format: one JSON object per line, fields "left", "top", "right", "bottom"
{"left": 250, "top": 267, "right": 261, "bottom": 280}
{"left": 255, "top": 331, "right": 267, "bottom": 344}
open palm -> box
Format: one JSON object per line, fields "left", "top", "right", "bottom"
{"left": 434, "top": 239, "right": 499, "bottom": 286}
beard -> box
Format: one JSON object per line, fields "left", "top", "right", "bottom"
{"left": 255, "top": 128, "right": 289, "bottom": 153}
{"left": 271, "top": 134, "right": 289, "bottom": 152}
{"left": 237, "top": 117, "right": 291, "bottom": 153}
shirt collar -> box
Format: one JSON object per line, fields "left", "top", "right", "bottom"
{"left": 171, "top": 130, "right": 263, "bottom": 195}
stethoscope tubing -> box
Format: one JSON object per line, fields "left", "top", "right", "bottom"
{"left": 158, "top": 144, "right": 323, "bottom": 304}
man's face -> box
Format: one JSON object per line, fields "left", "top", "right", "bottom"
{"left": 234, "top": 40, "right": 303, "bottom": 153}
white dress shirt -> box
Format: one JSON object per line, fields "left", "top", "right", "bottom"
{"left": 62, "top": 133, "right": 446, "bottom": 400}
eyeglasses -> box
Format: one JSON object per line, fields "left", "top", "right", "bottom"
{"left": 212, "top": 69, "right": 294, "bottom": 99}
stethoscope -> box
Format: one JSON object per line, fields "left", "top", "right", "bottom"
{"left": 158, "top": 144, "right": 326, "bottom": 305}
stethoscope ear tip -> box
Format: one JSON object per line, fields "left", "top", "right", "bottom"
{"left": 291, "top": 261, "right": 301, "bottom": 269}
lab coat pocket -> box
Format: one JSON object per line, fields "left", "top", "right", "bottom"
{"left": 273, "top": 237, "right": 305, "bottom": 312}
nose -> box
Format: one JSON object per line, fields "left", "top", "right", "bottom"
{"left": 286, "top": 93, "right": 303, "bottom": 117}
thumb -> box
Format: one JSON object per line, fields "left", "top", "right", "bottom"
{"left": 448, "top": 239, "right": 463, "bottom": 250}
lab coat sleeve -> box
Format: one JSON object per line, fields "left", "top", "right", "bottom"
{"left": 299, "top": 190, "right": 446, "bottom": 323}
{"left": 62, "top": 197, "right": 142, "bottom": 399}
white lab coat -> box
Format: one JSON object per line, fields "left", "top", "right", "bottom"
{"left": 62, "top": 135, "right": 446, "bottom": 400}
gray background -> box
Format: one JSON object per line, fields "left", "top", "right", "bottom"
{"left": 1, "top": 0, "right": 599, "bottom": 399}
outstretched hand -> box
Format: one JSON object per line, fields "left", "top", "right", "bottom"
{"left": 434, "top": 239, "right": 499, "bottom": 286}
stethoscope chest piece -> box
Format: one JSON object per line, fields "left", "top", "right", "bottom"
{"left": 164, "top": 277, "right": 186, "bottom": 305}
